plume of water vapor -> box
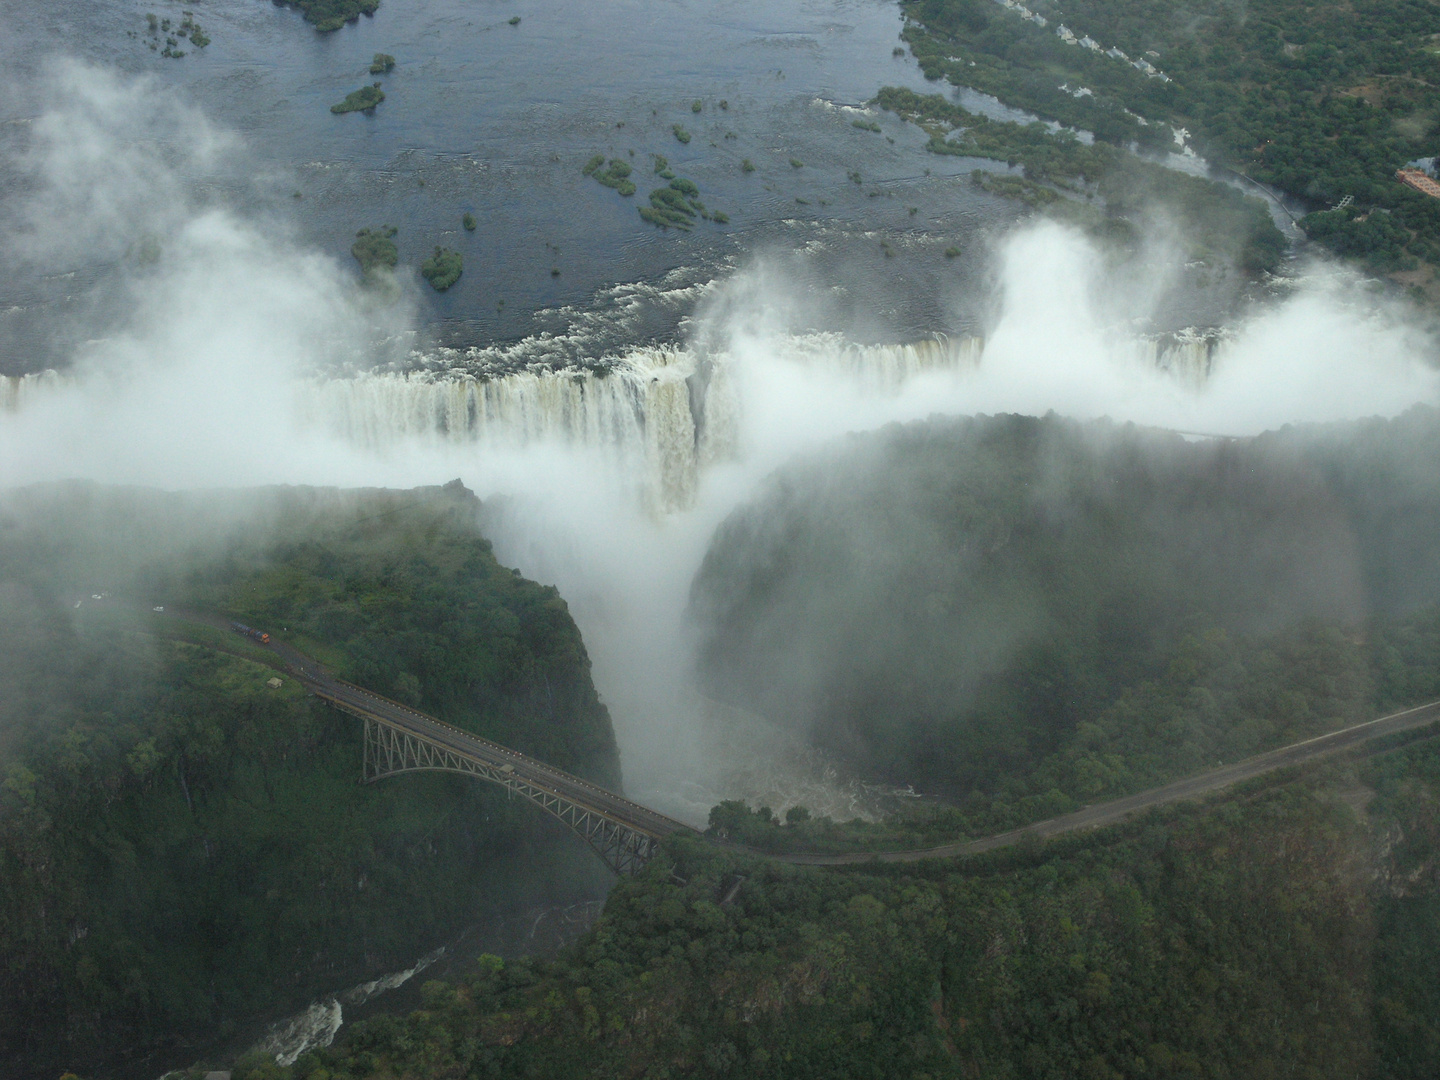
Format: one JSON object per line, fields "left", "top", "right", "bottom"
{"left": 3, "top": 66, "right": 1440, "bottom": 819}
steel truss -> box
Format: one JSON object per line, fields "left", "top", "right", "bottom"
{"left": 360, "top": 717, "right": 660, "bottom": 875}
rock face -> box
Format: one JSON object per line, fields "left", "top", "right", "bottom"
{"left": 0, "top": 483, "right": 619, "bottom": 1077}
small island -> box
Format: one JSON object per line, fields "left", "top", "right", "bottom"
{"left": 277, "top": 0, "right": 380, "bottom": 33}
{"left": 331, "top": 83, "right": 385, "bottom": 114}
{"left": 369, "top": 53, "right": 395, "bottom": 74}
{"left": 582, "top": 155, "right": 636, "bottom": 196}
{"left": 351, "top": 225, "right": 398, "bottom": 278}
{"left": 421, "top": 247, "right": 463, "bottom": 291}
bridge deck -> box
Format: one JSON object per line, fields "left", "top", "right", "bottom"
{"left": 268, "top": 641, "right": 693, "bottom": 843}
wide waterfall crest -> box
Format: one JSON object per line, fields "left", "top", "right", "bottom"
{"left": 0, "top": 330, "right": 1225, "bottom": 512}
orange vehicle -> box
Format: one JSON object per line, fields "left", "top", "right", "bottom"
{"left": 230, "top": 621, "right": 272, "bottom": 644}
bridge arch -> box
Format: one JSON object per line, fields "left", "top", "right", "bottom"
{"left": 359, "top": 717, "right": 664, "bottom": 875}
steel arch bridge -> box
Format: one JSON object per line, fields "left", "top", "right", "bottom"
{"left": 268, "top": 642, "right": 694, "bottom": 876}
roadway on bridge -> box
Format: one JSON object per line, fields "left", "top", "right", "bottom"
{"left": 265, "top": 640, "right": 695, "bottom": 843}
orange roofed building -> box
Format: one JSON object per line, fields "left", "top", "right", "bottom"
{"left": 1397, "top": 168, "right": 1440, "bottom": 199}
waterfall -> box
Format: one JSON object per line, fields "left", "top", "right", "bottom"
{"left": 2, "top": 329, "right": 1227, "bottom": 512}
{"left": 1, "top": 370, "right": 64, "bottom": 411}
{"left": 304, "top": 335, "right": 986, "bottom": 512}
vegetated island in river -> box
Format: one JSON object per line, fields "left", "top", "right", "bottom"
{"left": 331, "top": 83, "right": 385, "bottom": 115}
{"left": 421, "top": 246, "right": 463, "bottom": 291}
{"left": 275, "top": 0, "right": 379, "bottom": 33}
{"left": 0, "top": 481, "right": 618, "bottom": 1080}
{"left": 351, "top": 224, "right": 398, "bottom": 281}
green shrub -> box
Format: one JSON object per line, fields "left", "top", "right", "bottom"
{"left": 369, "top": 52, "right": 395, "bottom": 74}
{"left": 672, "top": 124, "right": 691, "bottom": 144}
{"left": 462, "top": 213, "right": 477, "bottom": 231}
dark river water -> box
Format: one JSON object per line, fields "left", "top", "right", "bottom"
{"left": 0, "top": 0, "right": 1058, "bottom": 373}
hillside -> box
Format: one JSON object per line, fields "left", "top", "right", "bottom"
{"left": 690, "top": 409, "right": 1440, "bottom": 830}
{"left": 0, "top": 482, "right": 619, "bottom": 1078}
{"left": 213, "top": 734, "right": 1440, "bottom": 1079}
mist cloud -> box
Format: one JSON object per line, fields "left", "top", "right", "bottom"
{"left": 3, "top": 62, "right": 1439, "bottom": 816}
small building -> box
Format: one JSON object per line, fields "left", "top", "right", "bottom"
{"left": 1397, "top": 169, "right": 1440, "bottom": 200}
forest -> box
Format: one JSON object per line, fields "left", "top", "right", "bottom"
{"left": 204, "top": 734, "right": 1440, "bottom": 1079}
{"left": 899, "top": 0, "right": 1440, "bottom": 283}
{"left": 0, "top": 482, "right": 618, "bottom": 1078}
{"left": 691, "top": 408, "right": 1440, "bottom": 821}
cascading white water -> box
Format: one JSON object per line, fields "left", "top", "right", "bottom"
{"left": 1, "top": 329, "right": 1222, "bottom": 512}
{"left": 1, "top": 370, "right": 64, "bottom": 411}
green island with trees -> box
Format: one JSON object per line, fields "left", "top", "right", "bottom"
{"left": 351, "top": 225, "right": 398, "bottom": 280}
{"left": 276, "top": 0, "right": 380, "bottom": 33}
{"left": 0, "top": 482, "right": 618, "bottom": 1079}
{"left": 420, "top": 247, "right": 463, "bottom": 291}
{"left": 895, "top": 0, "right": 1440, "bottom": 290}
{"left": 330, "top": 84, "right": 385, "bottom": 115}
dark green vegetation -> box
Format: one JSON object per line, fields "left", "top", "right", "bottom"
{"left": 420, "top": 247, "right": 463, "bottom": 291}
{"left": 694, "top": 408, "right": 1440, "bottom": 822}
{"left": 899, "top": 0, "right": 1440, "bottom": 285}
{"left": 851, "top": 117, "right": 882, "bottom": 133}
{"left": 876, "top": 87, "right": 1287, "bottom": 274}
{"left": 368, "top": 53, "right": 395, "bottom": 74}
{"left": 210, "top": 732, "right": 1440, "bottom": 1079}
{"left": 463, "top": 212, "right": 477, "bottom": 232}
{"left": 0, "top": 483, "right": 618, "bottom": 1077}
{"left": 141, "top": 10, "right": 208, "bottom": 57}
{"left": 673, "top": 124, "right": 692, "bottom": 144}
{"left": 508, "top": 15, "right": 520, "bottom": 26}
{"left": 652, "top": 154, "right": 676, "bottom": 180}
{"left": 330, "top": 84, "right": 385, "bottom": 115}
{"left": 350, "top": 225, "right": 397, "bottom": 279}
{"left": 582, "top": 156, "right": 637, "bottom": 197}
{"left": 277, "top": 0, "right": 380, "bottom": 33}
{"left": 637, "top": 177, "right": 728, "bottom": 231}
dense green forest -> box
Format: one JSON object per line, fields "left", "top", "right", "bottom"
{"left": 198, "top": 732, "right": 1440, "bottom": 1079}
{"left": 0, "top": 482, "right": 618, "bottom": 1078}
{"left": 691, "top": 408, "right": 1440, "bottom": 812}
{"left": 897, "top": 0, "right": 1440, "bottom": 284}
